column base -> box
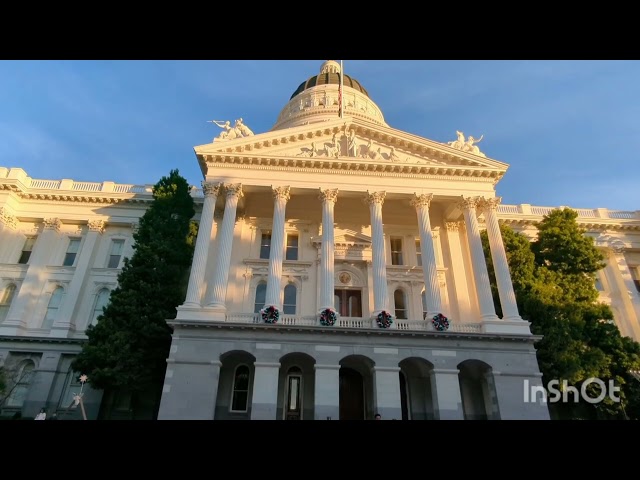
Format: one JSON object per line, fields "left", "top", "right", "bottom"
{"left": 0, "top": 320, "right": 27, "bottom": 336}
{"left": 482, "top": 319, "right": 532, "bottom": 335}
{"left": 175, "top": 305, "right": 227, "bottom": 323}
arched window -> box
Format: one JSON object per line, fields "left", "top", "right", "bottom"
{"left": 283, "top": 284, "right": 297, "bottom": 315}
{"left": 253, "top": 283, "right": 267, "bottom": 313}
{"left": 6, "top": 360, "right": 36, "bottom": 407}
{"left": 91, "top": 289, "right": 111, "bottom": 325}
{"left": 230, "top": 365, "right": 250, "bottom": 412}
{"left": 394, "top": 289, "right": 407, "bottom": 320}
{"left": 43, "top": 286, "right": 64, "bottom": 328}
{"left": 0, "top": 283, "right": 17, "bottom": 323}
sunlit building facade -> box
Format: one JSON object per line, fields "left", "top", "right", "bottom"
{"left": 1, "top": 61, "right": 639, "bottom": 420}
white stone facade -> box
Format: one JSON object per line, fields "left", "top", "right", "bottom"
{"left": 1, "top": 61, "right": 639, "bottom": 420}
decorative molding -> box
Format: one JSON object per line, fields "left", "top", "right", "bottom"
{"left": 319, "top": 188, "right": 339, "bottom": 204}
{"left": 364, "top": 191, "right": 386, "bottom": 206}
{"left": 202, "top": 181, "right": 222, "bottom": 197}
{"left": 457, "top": 196, "right": 479, "bottom": 211}
{"left": 445, "top": 221, "right": 460, "bottom": 232}
{"left": 87, "top": 219, "right": 106, "bottom": 233}
{"left": 0, "top": 207, "right": 17, "bottom": 230}
{"left": 43, "top": 218, "right": 61, "bottom": 231}
{"left": 410, "top": 193, "right": 433, "bottom": 209}
{"left": 478, "top": 196, "right": 502, "bottom": 212}
{"left": 224, "top": 183, "right": 243, "bottom": 199}
{"left": 272, "top": 185, "right": 291, "bottom": 201}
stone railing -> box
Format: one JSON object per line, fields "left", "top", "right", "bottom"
{"left": 224, "top": 313, "right": 482, "bottom": 333}
{"left": 497, "top": 203, "right": 639, "bottom": 220}
{"left": 0, "top": 167, "right": 204, "bottom": 198}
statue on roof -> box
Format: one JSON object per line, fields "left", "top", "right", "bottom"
{"left": 446, "top": 131, "right": 486, "bottom": 157}
{"left": 208, "top": 118, "right": 255, "bottom": 142}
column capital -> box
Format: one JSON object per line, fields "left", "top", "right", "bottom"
{"left": 272, "top": 185, "right": 291, "bottom": 201}
{"left": 43, "top": 218, "right": 62, "bottom": 231}
{"left": 364, "top": 191, "right": 386, "bottom": 206}
{"left": 202, "top": 181, "right": 222, "bottom": 197}
{"left": 224, "top": 183, "right": 244, "bottom": 199}
{"left": 87, "top": 219, "right": 105, "bottom": 234}
{"left": 457, "top": 196, "right": 480, "bottom": 211}
{"left": 0, "top": 207, "right": 18, "bottom": 230}
{"left": 478, "top": 196, "right": 502, "bottom": 212}
{"left": 445, "top": 221, "right": 461, "bottom": 232}
{"left": 410, "top": 193, "right": 433, "bottom": 209}
{"left": 319, "top": 188, "right": 339, "bottom": 204}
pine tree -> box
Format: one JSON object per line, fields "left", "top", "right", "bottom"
{"left": 72, "top": 169, "right": 196, "bottom": 417}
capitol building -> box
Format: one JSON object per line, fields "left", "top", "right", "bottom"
{"left": 1, "top": 61, "right": 639, "bottom": 420}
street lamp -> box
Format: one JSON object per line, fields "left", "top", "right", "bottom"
{"left": 72, "top": 374, "right": 89, "bottom": 420}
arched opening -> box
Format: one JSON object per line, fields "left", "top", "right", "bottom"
{"left": 394, "top": 289, "right": 407, "bottom": 319}
{"left": 399, "top": 357, "right": 435, "bottom": 420}
{"left": 283, "top": 284, "right": 297, "bottom": 314}
{"left": 253, "top": 283, "right": 266, "bottom": 313}
{"left": 215, "top": 350, "right": 256, "bottom": 420}
{"left": 6, "top": 360, "right": 36, "bottom": 408}
{"left": 277, "top": 352, "right": 316, "bottom": 420}
{"left": 0, "top": 283, "right": 17, "bottom": 323}
{"left": 458, "top": 360, "right": 499, "bottom": 420}
{"left": 43, "top": 286, "right": 64, "bottom": 328}
{"left": 339, "top": 355, "right": 375, "bottom": 420}
{"left": 91, "top": 288, "right": 111, "bottom": 325}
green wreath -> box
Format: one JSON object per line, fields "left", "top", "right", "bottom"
{"left": 376, "top": 310, "right": 393, "bottom": 329}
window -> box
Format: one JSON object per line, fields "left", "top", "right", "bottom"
{"left": 631, "top": 266, "right": 640, "bottom": 293}
{"left": 107, "top": 239, "right": 124, "bottom": 268}
{"left": 18, "top": 236, "right": 37, "bottom": 264}
{"left": 0, "top": 284, "right": 16, "bottom": 323}
{"left": 43, "top": 286, "right": 64, "bottom": 328}
{"left": 394, "top": 289, "right": 407, "bottom": 320}
{"left": 422, "top": 290, "right": 428, "bottom": 319}
{"left": 286, "top": 233, "right": 299, "bottom": 261}
{"left": 58, "top": 369, "right": 82, "bottom": 408}
{"left": 390, "top": 238, "right": 403, "bottom": 265}
{"left": 6, "top": 360, "right": 35, "bottom": 407}
{"left": 231, "top": 365, "right": 250, "bottom": 412}
{"left": 260, "top": 232, "right": 271, "bottom": 259}
{"left": 283, "top": 284, "right": 297, "bottom": 315}
{"left": 253, "top": 283, "right": 266, "bottom": 313}
{"left": 415, "top": 239, "right": 422, "bottom": 267}
{"left": 63, "top": 238, "right": 81, "bottom": 266}
{"left": 594, "top": 276, "right": 605, "bottom": 292}
{"left": 91, "top": 289, "right": 110, "bottom": 325}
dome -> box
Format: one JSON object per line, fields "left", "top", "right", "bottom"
{"left": 289, "top": 60, "right": 370, "bottom": 100}
{"left": 271, "top": 60, "right": 386, "bottom": 130}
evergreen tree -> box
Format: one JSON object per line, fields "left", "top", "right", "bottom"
{"left": 481, "top": 209, "right": 640, "bottom": 419}
{"left": 72, "top": 169, "right": 196, "bottom": 416}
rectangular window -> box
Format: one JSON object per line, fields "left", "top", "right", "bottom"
{"left": 18, "top": 236, "right": 37, "bottom": 264}
{"left": 390, "top": 237, "right": 403, "bottom": 265}
{"left": 415, "top": 239, "right": 422, "bottom": 267}
{"left": 286, "top": 234, "right": 299, "bottom": 261}
{"left": 63, "top": 238, "right": 81, "bottom": 266}
{"left": 631, "top": 266, "right": 640, "bottom": 293}
{"left": 260, "top": 232, "right": 271, "bottom": 259}
{"left": 107, "top": 239, "right": 124, "bottom": 268}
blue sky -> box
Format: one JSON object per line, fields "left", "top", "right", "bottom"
{"left": 1, "top": 60, "right": 638, "bottom": 212}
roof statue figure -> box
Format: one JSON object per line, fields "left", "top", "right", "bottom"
{"left": 208, "top": 118, "right": 255, "bottom": 142}
{"left": 446, "top": 131, "right": 486, "bottom": 157}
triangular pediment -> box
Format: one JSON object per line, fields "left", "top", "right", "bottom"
{"left": 311, "top": 229, "right": 371, "bottom": 248}
{"left": 195, "top": 116, "right": 509, "bottom": 181}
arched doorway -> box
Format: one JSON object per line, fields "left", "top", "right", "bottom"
{"left": 339, "top": 367, "right": 365, "bottom": 420}
{"left": 458, "top": 359, "right": 499, "bottom": 420}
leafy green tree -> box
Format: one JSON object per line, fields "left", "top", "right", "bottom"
{"left": 482, "top": 209, "right": 640, "bottom": 419}
{"left": 72, "top": 169, "right": 196, "bottom": 417}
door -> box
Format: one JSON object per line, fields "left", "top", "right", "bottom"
{"left": 284, "top": 368, "right": 303, "bottom": 420}
{"left": 339, "top": 367, "right": 365, "bottom": 420}
{"left": 334, "top": 289, "right": 362, "bottom": 317}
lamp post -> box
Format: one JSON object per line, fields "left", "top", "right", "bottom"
{"left": 72, "top": 374, "right": 89, "bottom": 420}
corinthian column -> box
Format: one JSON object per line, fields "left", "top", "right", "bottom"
{"left": 478, "top": 197, "right": 522, "bottom": 321}
{"left": 410, "top": 193, "right": 443, "bottom": 318}
{"left": 319, "top": 188, "right": 338, "bottom": 311}
{"left": 206, "top": 184, "right": 243, "bottom": 310}
{"left": 364, "top": 191, "right": 389, "bottom": 314}
{"left": 457, "top": 197, "right": 499, "bottom": 322}
{"left": 264, "top": 186, "right": 291, "bottom": 310}
{"left": 183, "top": 182, "right": 221, "bottom": 307}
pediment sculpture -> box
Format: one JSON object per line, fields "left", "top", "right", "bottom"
{"left": 209, "top": 117, "right": 255, "bottom": 142}
{"left": 446, "top": 130, "right": 486, "bottom": 157}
